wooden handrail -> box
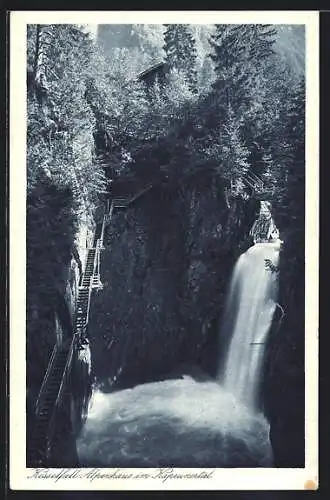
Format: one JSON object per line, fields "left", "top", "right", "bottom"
{"left": 127, "top": 183, "right": 153, "bottom": 204}
{"left": 109, "top": 200, "right": 114, "bottom": 219}
{"left": 99, "top": 214, "right": 107, "bottom": 249}
{"left": 245, "top": 171, "right": 264, "bottom": 186}
{"left": 46, "top": 334, "right": 78, "bottom": 453}
{"left": 85, "top": 275, "right": 94, "bottom": 325}
{"left": 43, "top": 275, "right": 95, "bottom": 455}
{"left": 35, "top": 342, "right": 58, "bottom": 416}
{"left": 32, "top": 206, "right": 110, "bottom": 460}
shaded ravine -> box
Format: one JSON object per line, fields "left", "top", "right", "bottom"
{"left": 76, "top": 210, "right": 280, "bottom": 468}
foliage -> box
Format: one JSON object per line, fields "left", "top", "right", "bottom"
{"left": 27, "top": 22, "right": 305, "bottom": 233}
{"left": 27, "top": 24, "right": 108, "bottom": 387}
{"left": 82, "top": 23, "right": 304, "bottom": 209}
{"left": 164, "top": 24, "right": 198, "bottom": 92}
{"left": 27, "top": 21, "right": 306, "bottom": 381}
{"left": 27, "top": 24, "right": 107, "bottom": 217}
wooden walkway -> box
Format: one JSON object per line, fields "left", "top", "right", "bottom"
{"left": 28, "top": 183, "right": 154, "bottom": 465}
{"left": 28, "top": 205, "right": 109, "bottom": 465}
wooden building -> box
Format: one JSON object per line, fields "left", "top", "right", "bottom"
{"left": 137, "top": 61, "right": 169, "bottom": 88}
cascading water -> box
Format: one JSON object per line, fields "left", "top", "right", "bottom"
{"left": 218, "top": 201, "right": 281, "bottom": 410}
{"left": 218, "top": 240, "right": 280, "bottom": 409}
{"left": 76, "top": 202, "right": 280, "bottom": 468}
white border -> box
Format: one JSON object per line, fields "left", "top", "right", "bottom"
{"left": 10, "top": 10, "right": 319, "bottom": 491}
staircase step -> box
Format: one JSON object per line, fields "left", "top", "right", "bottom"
{"left": 48, "top": 371, "right": 63, "bottom": 378}
{"left": 43, "top": 391, "right": 57, "bottom": 398}
{"left": 57, "top": 357, "right": 68, "bottom": 364}
{"left": 46, "top": 385, "right": 60, "bottom": 392}
{"left": 38, "top": 414, "right": 50, "bottom": 421}
{"left": 53, "top": 365, "right": 62, "bottom": 374}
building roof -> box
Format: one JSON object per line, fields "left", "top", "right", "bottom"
{"left": 137, "top": 61, "right": 167, "bottom": 81}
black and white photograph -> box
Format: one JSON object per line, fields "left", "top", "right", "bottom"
{"left": 9, "top": 10, "right": 319, "bottom": 491}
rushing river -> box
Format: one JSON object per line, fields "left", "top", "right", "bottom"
{"left": 77, "top": 377, "right": 272, "bottom": 467}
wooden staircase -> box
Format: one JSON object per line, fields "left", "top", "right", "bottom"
{"left": 28, "top": 344, "right": 70, "bottom": 465}
{"left": 27, "top": 208, "right": 110, "bottom": 466}
{"left": 27, "top": 187, "right": 153, "bottom": 466}
{"left": 112, "top": 184, "right": 153, "bottom": 209}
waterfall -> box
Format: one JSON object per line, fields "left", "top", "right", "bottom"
{"left": 218, "top": 239, "right": 280, "bottom": 410}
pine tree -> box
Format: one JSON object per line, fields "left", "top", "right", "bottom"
{"left": 248, "top": 24, "right": 277, "bottom": 60}
{"left": 210, "top": 24, "right": 277, "bottom": 112}
{"left": 27, "top": 24, "right": 107, "bottom": 208}
{"left": 164, "top": 24, "right": 198, "bottom": 91}
{"left": 214, "top": 104, "right": 250, "bottom": 193}
{"left": 273, "top": 78, "right": 305, "bottom": 232}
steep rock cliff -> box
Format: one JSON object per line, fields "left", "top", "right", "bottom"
{"left": 26, "top": 181, "right": 95, "bottom": 459}
{"left": 89, "top": 174, "right": 258, "bottom": 389}
{"left": 262, "top": 237, "right": 305, "bottom": 467}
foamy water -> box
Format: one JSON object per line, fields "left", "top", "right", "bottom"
{"left": 77, "top": 377, "right": 272, "bottom": 467}
{"left": 77, "top": 228, "right": 280, "bottom": 468}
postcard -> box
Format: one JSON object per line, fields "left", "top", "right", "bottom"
{"left": 9, "top": 10, "right": 319, "bottom": 491}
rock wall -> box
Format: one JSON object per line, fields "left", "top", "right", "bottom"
{"left": 26, "top": 184, "right": 95, "bottom": 461}
{"left": 89, "top": 174, "right": 258, "bottom": 389}
{"left": 262, "top": 237, "right": 305, "bottom": 467}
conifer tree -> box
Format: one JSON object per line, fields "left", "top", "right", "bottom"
{"left": 163, "top": 24, "right": 198, "bottom": 91}
{"left": 210, "top": 24, "right": 277, "bottom": 112}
